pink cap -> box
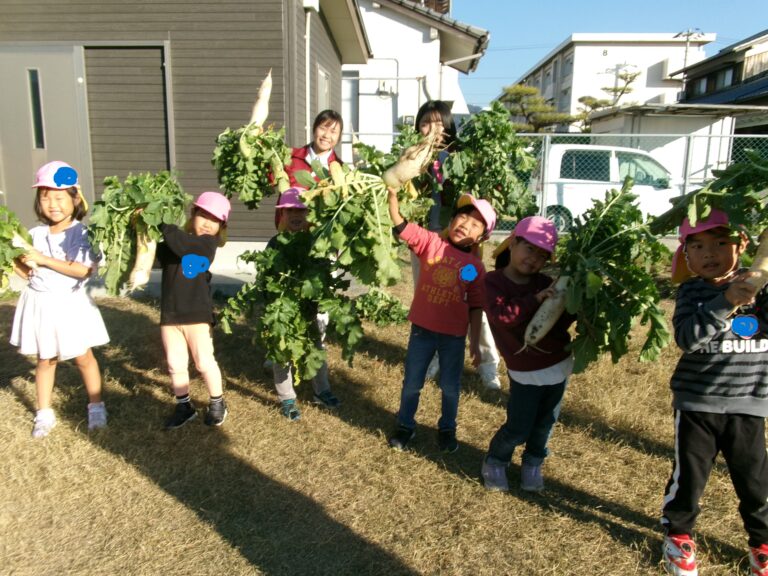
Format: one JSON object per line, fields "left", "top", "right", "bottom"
{"left": 512, "top": 216, "right": 558, "bottom": 253}
{"left": 275, "top": 187, "right": 308, "bottom": 210}
{"left": 31, "top": 161, "right": 79, "bottom": 190}
{"left": 194, "top": 191, "right": 231, "bottom": 223}
{"left": 456, "top": 194, "right": 497, "bottom": 239}
{"left": 671, "top": 208, "right": 731, "bottom": 283}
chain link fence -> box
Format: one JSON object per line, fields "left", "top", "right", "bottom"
{"left": 493, "top": 132, "right": 768, "bottom": 233}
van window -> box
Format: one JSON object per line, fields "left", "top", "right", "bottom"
{"left": 617, "top": 152, "right": 670, "bottom": 188}
{"left": 559, "top": 150, "right": 610, "bottom": 181}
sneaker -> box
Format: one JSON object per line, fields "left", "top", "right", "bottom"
{"left": 482, "top": 374, "right": 502, "bottom": 391}
{"left": 662, "top": 534, "right": 698, "bottom": 576}
{"left": 750, "top": 543, "right": 768, "bottom": 576}
{"left": 388, "top": 425, "right": 415, "bottom": 450}
{"left": 32, "top": 410, "right": 56, "bottom": 439}
{"left": 520, "top": 462, "right": 545, "bottom": 492}
{"left": 281, "top": 399, "right": 301, "bottom": 421}
{"left": 438, "top": 429, "right": 458, "bottom": 454}
{"left": 481, "top": 458, "right": 510, "bottom": 492}
{"left": 312, "top": 390, "right": 341, "bottom": 410}
{"left": 87, "top": 402, "right": 108, "bottom": 430}
{"left": 165, "top": 401, "right": 197, "bottom": 430}
{"left": 204, "top": 399, "right": 228, "bottom": 427}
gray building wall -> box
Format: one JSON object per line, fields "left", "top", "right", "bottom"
{"left": 0, "top": 0, "right": 344, "bottom": 240}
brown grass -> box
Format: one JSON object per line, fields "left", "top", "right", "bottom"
{"left": 0, "top": 252, "right": 758, "bottom": 575}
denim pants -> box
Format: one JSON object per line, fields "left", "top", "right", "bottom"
{"left": 487, "top": 377, "right": 567, "bottom": 466}
{"left": 397, "top": 324, "right": 466, "bottom": 431}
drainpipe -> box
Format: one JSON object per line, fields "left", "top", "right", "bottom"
{"left": 304, "top": 0, "right": 319, "bottom": 143}
{"left": 439, "top": 52, "right": 484, "bottom": 101}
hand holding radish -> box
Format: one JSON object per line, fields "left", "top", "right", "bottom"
{"left": 725, "top": 274, "right": 759, "bottom": 308}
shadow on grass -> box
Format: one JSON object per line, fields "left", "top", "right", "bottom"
{"left": 17, "top": 299, "right": 419, "bottom": 576}
{"left": 308, "top": 332, "right": 747, "bottom": 571}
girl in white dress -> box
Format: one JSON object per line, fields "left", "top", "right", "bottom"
{"left": 10, "top": 161, "right": 110, "bottom": 438}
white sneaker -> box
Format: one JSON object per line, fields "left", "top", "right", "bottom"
{"left": 32, "top": 409, "right": 57, "bottom": 439}
{"left": 88, "top": 402, "right": 108, "bottom": 430}
{"left": 662, "top": 534, "right": 697, "bottom": 576}
{"left": 520, "top": 462, "right": 544, "bottom": 492}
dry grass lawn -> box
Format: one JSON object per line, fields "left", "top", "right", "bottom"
{"left": 0, "top": 254, "right": 760, "bottom": 575}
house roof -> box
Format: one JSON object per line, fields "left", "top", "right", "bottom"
{"left": 684, "top": 75, "right": 768, "bottom": 105}
{"left": 590, "top": 102, "right": 768, "bottom": 121}
{"left": 374, "top": 0, "right": 489, "bottom": 73}
{"left": 320, "top": 0, "right": 372, "bottom": 64}
{"left": 672, "top": 28, "right": 768, "bottom": 77}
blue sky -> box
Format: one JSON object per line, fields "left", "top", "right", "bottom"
{"left": 451, "top": 0, "right": 767, "bottom": 108}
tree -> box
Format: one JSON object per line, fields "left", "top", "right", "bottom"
{"left": 577, "top": 66, "right": 641, "bottom": 132}
{"left": 499, "top": 84, "right": 577, "bottom": 133}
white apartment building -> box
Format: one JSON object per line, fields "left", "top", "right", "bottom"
{"left": 510, "top": 33, "right": 716, "bottom": 131}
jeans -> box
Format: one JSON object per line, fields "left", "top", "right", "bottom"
{"left": 397, "top": 324, "right": 466, "bottom": 431}
{"left": 487, "top": 377, "right": 567, "bottom": 466}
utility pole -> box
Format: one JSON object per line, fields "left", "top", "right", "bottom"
{"left": 674, "top": 28, "right": 704, "bottom": 95}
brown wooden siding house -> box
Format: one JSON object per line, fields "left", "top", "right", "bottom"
{"left": 0, "top": 0, "right": 370, "bottom": 240}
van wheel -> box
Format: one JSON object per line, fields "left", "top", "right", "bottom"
{"left": 545, "top": 206, "right": 573, "bottom": 233}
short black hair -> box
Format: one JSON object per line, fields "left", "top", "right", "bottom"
{"left": 415, "top": 100, "right": 456, "bottom": 147}
{"left": 34, "top": 187, "right": 87, "bottom": 224}
{"left": 313, "top": 109, "right": 344, "bottom": 133}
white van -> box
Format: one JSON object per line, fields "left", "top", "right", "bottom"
{"left": 528, "top": 144, "right": 681, "bottom": 231}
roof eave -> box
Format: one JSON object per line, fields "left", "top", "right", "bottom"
{"left": 319, "top": 0, "right": 372, "bottom": 65}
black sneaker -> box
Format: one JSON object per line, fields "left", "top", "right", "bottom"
{"left": 204, "top": 399, "right": 228, "bottom": 427}
{"left": 388, "top": 425, "right": 415, "bottom": 450}
{"left": 312, "top": 390, "right": 341, "bottom": 410}
{"left": 165, "top": 402, "right": 196, "bottom": 429}
{"left": 438, "top": 429, "right": 458, "bottom": 453}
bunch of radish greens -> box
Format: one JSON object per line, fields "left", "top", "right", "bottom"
{"left": 0, "top": 206, "right": 35, "bottom": 291}
{"left": 88, "top": 171, "right": 190, "bottom": 296}
{"left": 528, "top": 179, "right": 671, "bottom": 373}
{"left": 218, "top": 128, "right": 440, "bottom": 381}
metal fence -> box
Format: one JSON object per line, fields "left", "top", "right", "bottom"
{"left": 497, "top": 132, "right": 768, "bottom": 232}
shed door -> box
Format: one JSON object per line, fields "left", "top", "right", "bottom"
{"left": 84, "top": 47, "right": 170, "bottom": 198}
{"left": 0, "top": 46, "right": 90, "bottom": 227}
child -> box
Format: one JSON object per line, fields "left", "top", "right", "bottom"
{"left": 267, "top": 187, "right": 340, "bottom": 420}
{"left": 10, "top": 160, "right": 110, "bottom": 438}
{"left": 480, "top": 216, "right": 574, "bottom": 492}
{"left": 386, "top": 188, "right": 496, "bottom": 453}
{"left": 413, "top": 101, "right": 502, "bottom": 390}
{"left": 158, "top": 191, "right": 231, "bottom": 429}
{"left": 660, "top": 209, "right": 768, "bottom": 576}
{"left": 285, "top": 109, "right": 343, "bottom": 186}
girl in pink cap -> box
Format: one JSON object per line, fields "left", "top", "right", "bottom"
{"left": 265, "top": 187, "right": 340, "bottom": 420}
{"left": 10, "top": 160, "right": 110, "bottom": 438}
{"left": 659, "top": 209, "right": 768, "bottom": 576}
{"left": 480, "top": 215, "right": 575, "bottom": 493}
{"left": 158, "top": 191, "right": 231, "bottom": 429}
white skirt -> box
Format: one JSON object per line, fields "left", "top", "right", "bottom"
{"left": 10, "top": 288, "right": 110, "bottom": 360}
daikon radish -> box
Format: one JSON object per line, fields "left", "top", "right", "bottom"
{"left": 249, "top": 69, "right": 272, "bottom": 129}
{"left": 521, "top": 275, "right": 570, "bottom": 350}
{"left": 126, "top": 224, "right": 156, "bottom": 291}
{"left": 382, "top": 124, "right": 442, "bottom": 189}
{"left": 11, "top": 232, "right": 39, "bottom": 270}
{"left": 746, "top": 229, "right": 768, "bottom": 290}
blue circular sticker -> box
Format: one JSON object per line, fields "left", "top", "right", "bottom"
{"left": 54, "top": 166, "right": 78, "bottom": 187}
{"left": 459, "top": 264, "right": 478, "bottom": 282}
{"left": 732, "top": 314, "right": 759, "bottom": 339}
{"left": 181, "top": 253, "right": 211, "bottom": 279}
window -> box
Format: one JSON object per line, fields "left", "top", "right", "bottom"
{"left": 715, "top": 68, "right": 734, "bottom": 90}
{"left": 562, "top": 53, "right": 573, "bottom": 77}
{"left": 559, "top": 150, "right": 610, "bottom": 181}
{"left": 28, "top": 69, "right": 45, "bottom": 149}
{"left": 318, "top": 66, "right": 330, "bottom": 112}
{"left": 691, "top": 76, "right": 708, "bottom": 96}
{"left": 617, "top": 152, "right": 670, "bottom": 188}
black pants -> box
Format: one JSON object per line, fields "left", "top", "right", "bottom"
{"left": 661, "top": 410, "right": 768, "bottom": 547}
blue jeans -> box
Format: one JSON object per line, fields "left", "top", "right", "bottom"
{"left": 487, "top": 377, "right": 568, "bottom": 466}
{"left": 396, "top": 324, "right": 466, "bottom": 431}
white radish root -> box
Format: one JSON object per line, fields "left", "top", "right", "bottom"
{"left": 520, "top": 275, "right": 570, "bottom": 351}
{"left": 249, "top": 69, "right": 272, "bottom": 129}
{"left": 11, "top": 232, "right": 39, "bottom": 270}
{"left": 382, "top": 123, "right": 442, "bottom": 190}
{"left": 126, "top": 227, "right": 157, "bottom": 291}
{"left": 746, "top": 229, "right": 768, "bottom": 291}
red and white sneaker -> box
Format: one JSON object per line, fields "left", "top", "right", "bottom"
{"left": 750, "top": 543, "right": 768, "bottom": 576}
{"left": 663, "top": 534, "right": 698, "bottom": 576}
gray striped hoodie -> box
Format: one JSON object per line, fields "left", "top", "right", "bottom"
{"left": 671, "top": 271, "right": 768, "bottom": 417}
